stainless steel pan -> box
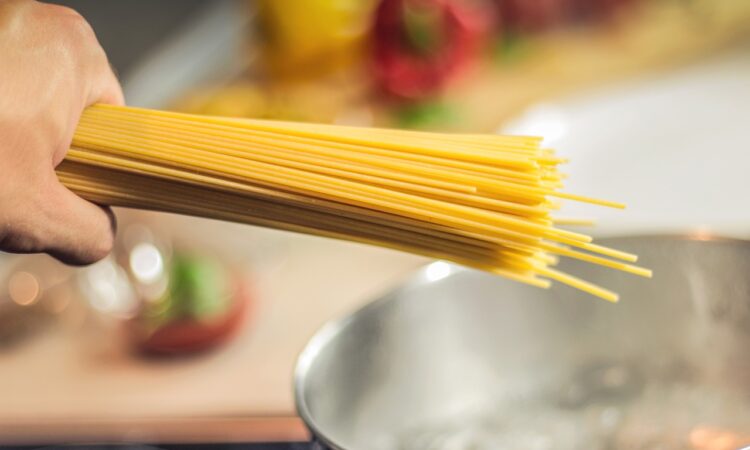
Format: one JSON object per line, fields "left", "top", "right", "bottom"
{"left": 295, "top": 235, "right": 750, "bottom": 450}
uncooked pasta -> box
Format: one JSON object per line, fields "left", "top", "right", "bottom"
{"left": 57, "top": 104, "right": 651, "bottom": 302}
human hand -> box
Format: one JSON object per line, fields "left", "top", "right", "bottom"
{"left": 0, "top": 0, "right": 123, "bottom": 265}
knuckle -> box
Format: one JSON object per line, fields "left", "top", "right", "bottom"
{"left": 45, "top": 5, "right": 95, "bottom": 42}
{"left": 51, "top": 4, "right": 82, "bottom": 19}
{"left": 41, "top": 13, "right": 96, "bottom": 63}
{"left": 68, "top": 13, "right": 95, "bottom": 40}
{"left": 49, "top": 3, "right": 82, "bottom": 21}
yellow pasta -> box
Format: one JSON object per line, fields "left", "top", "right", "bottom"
{"left": 59, "top": 104, "right": 651, "bottom": 302}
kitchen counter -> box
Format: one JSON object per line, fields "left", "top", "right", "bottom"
{"left": 0, "top": 215, "right": 426, "bottom": 443}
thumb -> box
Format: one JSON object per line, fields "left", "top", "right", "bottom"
{"left": 42, "top": 177, "right": 116, "bottom": 266}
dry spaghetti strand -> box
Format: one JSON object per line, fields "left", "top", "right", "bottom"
{"left": 58, "top": 104, "right": 651, "bottom": 302}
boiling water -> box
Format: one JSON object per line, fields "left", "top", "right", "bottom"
{"left": 387, "top": 361, "right": 750, "bottom": 450}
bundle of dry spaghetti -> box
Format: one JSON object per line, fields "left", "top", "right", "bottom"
{"left": 57, "top": 104, "right": 651, "bottom": 302}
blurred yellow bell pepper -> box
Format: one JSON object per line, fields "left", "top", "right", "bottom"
{"left": 257, "top": 0, "right": 378, "bottom": 77}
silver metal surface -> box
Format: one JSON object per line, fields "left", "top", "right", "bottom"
{"left": 295, "top": 235, "right": 750, "bottom": 450}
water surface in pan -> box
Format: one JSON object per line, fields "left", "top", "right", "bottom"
{"left": 388, "top": 359, "right": 750, "bottom": 450}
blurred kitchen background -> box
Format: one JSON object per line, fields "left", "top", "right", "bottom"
{"left": 1, "top": 0, "right": 749, "bottom": 445}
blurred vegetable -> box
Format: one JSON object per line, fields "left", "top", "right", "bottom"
{"left": 129, "top": 253, "right": 251, "bottom": 355}
{"left": 135, "top": 290, "right": 248, "bottom": 355}
{"left": 372, "top": 0, "right": 495, "bottom": 100}
{"left": 257, "top": 0, "right": 378, "bottom": 77}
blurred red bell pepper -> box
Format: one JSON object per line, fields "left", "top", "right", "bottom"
{"left": 372, "top": 0, "right": 495, "bottom": 101}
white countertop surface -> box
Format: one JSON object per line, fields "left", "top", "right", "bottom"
{"left": 504, "top": 42, "right": 750, "bottom": 238}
